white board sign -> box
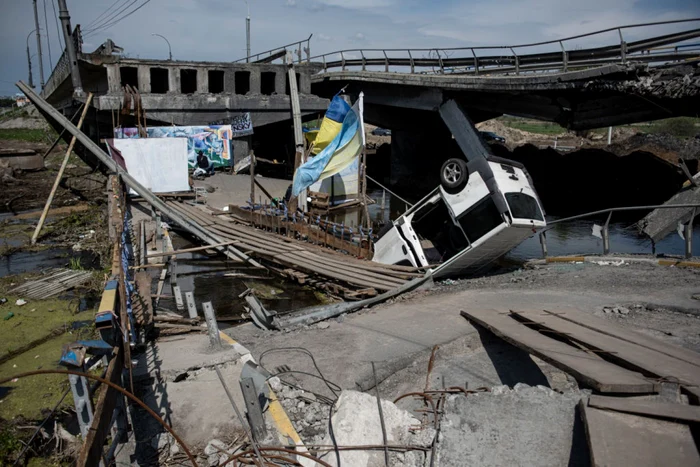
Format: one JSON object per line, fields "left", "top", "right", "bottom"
{"left": 111, "top": 138, "right": 190, "bottom": 195}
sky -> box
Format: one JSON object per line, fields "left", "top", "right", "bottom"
{"left": 1, "top": 0, "right": 699, "bottom": 96}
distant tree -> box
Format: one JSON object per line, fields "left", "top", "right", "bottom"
{"left": 649, "top": 117, "right": 698, "bottom": 138}
{"left": 0, "top": 97, "right": 15, "bottom": 108}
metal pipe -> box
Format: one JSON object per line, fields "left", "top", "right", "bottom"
{"left": 547, "top": 203, "right": 700, "bottom": 226}
{"left": 26, "top": 30, "right": 35, "bottom": 88}
{"left": 151, "top": 34, "right": 172, "bottom": 60}
{"left": 57, "top": 0, "right": 84, "bottom": 96}
{"left": 17, "top": 81, "right": 262, "bottom": 268}
{"left": 32, "top": 0, "right": 45, "bottom": 90}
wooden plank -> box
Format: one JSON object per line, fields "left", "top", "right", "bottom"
{"left": 580, "top": 401, "right": 700, "bottom": 467}
{"left": 145, "top": 240, "right": 239, "bottom": 258}
{"left": 539, "top": 308, "right": 700, "bottom": 368}
{"left": 76, "top": 347, "right": 123, "bottom": 467}
{"left": 460, "top": 310, "right": 654, "bottom": 393}
{"left": 587, "top": 395, "right": 700, "bottom": 423}
{"left": 512, "top": 310, "right": 700, "bottom": 388}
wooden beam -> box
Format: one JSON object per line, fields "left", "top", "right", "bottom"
{"left": 587, "top": 395, "right": 700, "bottom": 423}
{"left": 145, "top": 241, "right": 239, "bottom": 258}
{"left": 460, "top": 309, "right": 655, "bottom": 393}
{"left": 580, "top": 400, "right": 700, "bottom": 467}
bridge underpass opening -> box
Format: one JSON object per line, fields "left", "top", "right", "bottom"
{"left": 180, "top": 69, "right": 197, "bottom": 94}
{"left": 120, "top": 66, "right": 138, "bottom": 89}
{"left": 235, "top": 71, "right": 250, "bottom": 95}
{"left": 150, "top": 68, "right": 169, "bottom": 94}
{"left": 208, "top": 70, "right": 224, "bottom": 94}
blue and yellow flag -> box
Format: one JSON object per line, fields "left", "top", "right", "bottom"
{"left": 292, "top": 93, "right": 364, "bottom": 197}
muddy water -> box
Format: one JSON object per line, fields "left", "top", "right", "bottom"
{"left": 367, "top": 189, "right": 699, "bottom": 260}
{"left": 0, "top": 248, "right": 99, "bottom": 277}
{"left": 156, "top": 234, "right": 324, "bottom": 320}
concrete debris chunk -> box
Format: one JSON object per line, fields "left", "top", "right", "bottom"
{"left": 437, "top": 385, "right": 589, "bottom": 466}
{"left": 318, "top": 390, "right": 435, "bottom": 467}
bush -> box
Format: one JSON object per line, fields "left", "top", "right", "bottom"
{"left": 647, "top": 117, "right": 698, "bottom": 138}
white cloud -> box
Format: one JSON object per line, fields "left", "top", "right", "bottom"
{"left": 317, "top": 33, "right": 333, "bottom": 41}
{"left": 285, "top": 0, "right": 297, "bottom": 7}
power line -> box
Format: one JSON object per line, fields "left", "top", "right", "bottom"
{"left": 84, "top": 0, "right": 130, "bottom": 30}
{"left": 51, "top": 0, "right": 64, "bottom": 51}
{"left": 86, "top": 0, "right": 153, "bottom": 37}
{"left": 84, "top": 0, "right": 150, "bottom": 37}
{"left": 43, "top": 0, "right": 53, "bottom": 68}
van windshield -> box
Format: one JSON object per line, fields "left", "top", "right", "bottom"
{"left": 505, "top": 193, "right": 544, "bottom": 221}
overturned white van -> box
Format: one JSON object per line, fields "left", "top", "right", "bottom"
{"left": 372, "top": 155, "right": 546, "bottom": 278}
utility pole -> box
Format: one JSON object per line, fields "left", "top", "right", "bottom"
{"left": 244, "top": 0, "right": 251, "bottom": 62}
{"left": 32, "top": 0, "right": 45, "bottom": 90}
{"left": 57, "top": 0, "right": 84, "bottom": 96}
{"left": 26, "top": 30, "right": 35, "bottom": 88}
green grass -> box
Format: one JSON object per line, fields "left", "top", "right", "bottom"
{"left": 0, "top": 295, "right": 81, "bottom": 361}
{"left": 639, "top": 117, "right": 700, "bottom": 138}
{"left": 0, "top": 333, "right": 76, "bottom": 420}
{"left": 0, "top": 129, "right": 51, "bottom": 143}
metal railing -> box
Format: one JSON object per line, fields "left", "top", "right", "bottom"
{"left": 309, "top": 18, "right": 700, "bottom": 75}
{"left": 42, "top": 25, "right": 82, "bottom": 98}
{"left": 538, "top": 203, "right": 699, "bottom": 259}
{"left": 234, "top": 34, "right": 313, "bottom": 64}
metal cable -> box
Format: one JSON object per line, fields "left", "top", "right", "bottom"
{"left": 371, "top": 362, "right": 389, "bottom": 466}
{"left": 221, "top": 447, "right": 333, "bottom": 467}
{"left": 0, "top": 369, "right": 197, "bottom": 466}
{"left": 42, "top": 0, "right": 52, "bottom": 68}
{"left": 84, "top": 0, "right": 154, "bottom": 38}
{"left": 213, "top": 364, "right": 265, "bottom": 465}
{"left": 11, "top": 386, "right": 71, "bottom": 466}
{"left": 84, "top": 0, "right": 130, "bottom": 30}
{"left": 51, "top": 0, "right": 63, "bottom": 50}
{"left": 258, "top": 347, "right": 341, "bottom": 466}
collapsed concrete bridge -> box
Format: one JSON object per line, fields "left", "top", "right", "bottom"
{"left": 33, "top": 19, "right": 700, "bottom": 177}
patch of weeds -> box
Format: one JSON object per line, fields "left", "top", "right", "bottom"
{"left": 0, "top": 426, "right": 22, "bottom": 464}
{"left": 0, "top": 129, "right": 53, "bottom": 143}
{"left": 68, "top": 257, "right": 84, "bottom": 271}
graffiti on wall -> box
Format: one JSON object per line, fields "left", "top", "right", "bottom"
{"left": 114, "top": 114, "right": 253, "bottom": 168}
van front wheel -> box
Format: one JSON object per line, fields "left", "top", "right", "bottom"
{"left": 440, "top": 158, "right": 469, "bottom": 194}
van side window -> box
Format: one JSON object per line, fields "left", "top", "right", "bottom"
{"left": 457, "top": 196, "right": 503, "bottom": 243}
{"left": 505, "top": 193, "right": 544, "bottom": 221}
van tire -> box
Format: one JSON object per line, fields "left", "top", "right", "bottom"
{"left": 440, "top": 158, "right": 469, "bottom": 194}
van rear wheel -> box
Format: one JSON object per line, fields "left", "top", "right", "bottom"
{"left": 440, "top": 158, "right": 469, "bottom": 194}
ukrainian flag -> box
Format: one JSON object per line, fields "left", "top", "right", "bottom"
{"left": 292, "top": 93, "right": 365, "bottom": 197}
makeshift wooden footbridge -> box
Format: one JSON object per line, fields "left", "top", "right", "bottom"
{"left": 165, "top": 200, "right": 425, "bottom": 300}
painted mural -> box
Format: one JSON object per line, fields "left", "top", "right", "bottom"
{"left": 114, "top": 115, "right": 253, "bottom": 168}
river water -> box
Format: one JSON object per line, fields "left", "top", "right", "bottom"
{"left": 367, "top": 188, "right": 699, "bottom": 261}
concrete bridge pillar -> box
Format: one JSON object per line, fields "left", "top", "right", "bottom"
{"left": 137, "top": 65, "right": 150, "bottom": 93}
{"left": 106, "top": 65, "right": 121, "bottom": 94}
{"left": 197, "top": 70, "right": 208, "bottom": 94}
{"left": 249, "top": 69, "right": 261, "bottom": 95}
{"left": 169, "top": 68, "right": 180, "bottom": 95}
{"left": 275, "top": 71, "right": 286, "bottom": 96}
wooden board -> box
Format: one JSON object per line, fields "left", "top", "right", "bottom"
{"left": 460, "top": 310, "right": 654, "bottom": 393}
{"left": 587, "top": 395, "right": 700, "bottom": 423}
{"left": 580, "top": 401, "right": 700, "bottom": 467}
{"left": 512, "top": 310, "right": 700, "bottom": 388}
{"left": 540, "top": 308, "right": 700, "bottom": 368}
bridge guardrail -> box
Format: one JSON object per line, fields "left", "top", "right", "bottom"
{"left": 234, "top": 34, "right": 313, "bottom": 64}
{"left": 307, "top": 18, "right": 700, "bottom": 75}
{"left": 538, "top": 203, "right": 699, "bottom": 259}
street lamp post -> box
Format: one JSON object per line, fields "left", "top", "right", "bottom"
{"left": 244, "top": 0, "right": 250, "bottom": 62}
{"left": 26, "top": 30, "right": 35, "bottom": 88}
{"left": 151, "top": 33, "right": 172, "bottom": 61}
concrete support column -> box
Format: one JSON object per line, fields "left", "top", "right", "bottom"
{"left": 169, "top": 67, "right": 180, "bottom": 94}
{"left": 224, "top": 71, "right": 236, "bottom": 95}
{"left": 231, "top": 136, "right": 250, "bottom": 165}
{"left": 197, "top": 69, "right": 208, "bottom": 94}
{"left": 298, "top": 73, "right": 310, "bottom": 94}
{"left": 137, "top": 65, "right": 151, "bottom": 93}
{"left": 106, "top": 65, "right": 121, "bottom": 93}
{"left": 249, "top": 69, "right": 261, "bottom": 94}
{"left": 275, "top": 71, "right": 286, "bottom": 96}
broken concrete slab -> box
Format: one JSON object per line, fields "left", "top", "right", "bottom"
{"left": 437, "top": 384, "right": 589, "bottom": 466}
{"left": 638, "top": 172, "right": 700, "bottom": 242}
{"left": 317, "top": 390, "right": 435, "bottom": 467}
